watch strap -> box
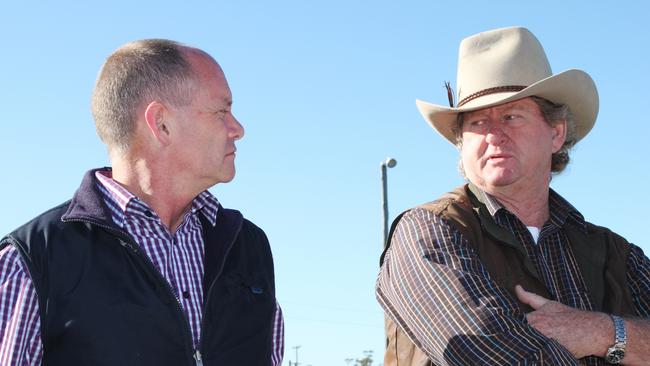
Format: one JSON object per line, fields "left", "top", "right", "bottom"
{"left": 611, "top": 314, "right": 626, "bottom": 345}
{"left": 605, "top": 314, "right": 627, "bottom": 364}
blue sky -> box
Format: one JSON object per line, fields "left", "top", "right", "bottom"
{"left": 1, "top": 1, "right": 648, "bottom": 365}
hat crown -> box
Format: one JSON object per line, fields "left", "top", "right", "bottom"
{"left": 415, "top": 26, "right": 598, "bottom": 146}
{"left": 456, "top": 27, "right": 552, "bottom": 104}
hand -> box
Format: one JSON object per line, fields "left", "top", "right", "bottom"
{"left": 515, "top": 285, "right": 611, "bottom": 359}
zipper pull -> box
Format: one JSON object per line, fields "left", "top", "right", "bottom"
{"left": 194, "top": 350, "right": 203, "bottom": 366}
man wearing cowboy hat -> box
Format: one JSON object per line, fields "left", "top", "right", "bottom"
{"left": 376, "top": 27, "right": 650, "bottom": 365}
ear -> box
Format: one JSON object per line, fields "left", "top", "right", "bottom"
{"left": 550, "top": 119, "right": 567, "bottom": 153}
{"left": 144, "top": 101, "right": 172, "bottom": 146}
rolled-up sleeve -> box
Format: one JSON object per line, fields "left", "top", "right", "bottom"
{"left": 376, "top": 208, "right": 578, "bottom": 365}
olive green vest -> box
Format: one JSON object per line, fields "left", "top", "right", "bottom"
{"left": 380, "top": 185, "right": 637, "bottom": 366}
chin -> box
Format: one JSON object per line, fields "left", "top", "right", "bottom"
{"left": 219, "top": 170, "right": 236, "bottom": 184}
{"left": 203, "top": 173, "right": 235, "bottom": 188}
{"left": 482, "top": 169, "right": 518, "bottom": 185}
{"left": 485, "top": 179, "right": 518, "bottom": 189}
{"left": 208, "top": 164, "right": 236, "bottom": 184}
{"left": 468, "top": 170, "right": 511, "bottom": 187}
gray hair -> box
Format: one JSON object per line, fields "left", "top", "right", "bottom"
{"left": 453, "top": 96, "right": 575, "bottom": 175}
{"left": 91, "top": 39, "right": 198, "bottom": 152}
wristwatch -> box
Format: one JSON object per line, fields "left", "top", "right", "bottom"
{"left": 604, "top": 314, "right": 626, "bottom": 364}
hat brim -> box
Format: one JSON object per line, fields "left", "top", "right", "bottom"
{"left": 416, "top": 69, "right": 599, "bottom": 145}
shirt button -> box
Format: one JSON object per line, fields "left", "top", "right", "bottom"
{"left": 182, "top": 291, "right": 190, "bottom": 299}
{"left": 144, "top": 210, "right": 153, "bottom": 217}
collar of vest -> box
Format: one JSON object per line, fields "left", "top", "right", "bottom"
{"left": 60, "top": 168, "right": 244, "bottom": 242}
{"left": 466, "top": 184, "right": 523, "bottom": 252}
{"left": 61, "top": 168, "right": 119, "bottom": 227}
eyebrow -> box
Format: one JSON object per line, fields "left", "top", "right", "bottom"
{"left": 503, "top": 103, "right": 529, "bottom": 111}
{"left": 464, "top": 111, "right": 487, "bottom": 119}
{"left": 467, "top": 104, "right": 530, "bottom": 118}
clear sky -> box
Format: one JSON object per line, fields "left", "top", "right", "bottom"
{"left": 1, "top": 1, "right": 648, "bottom": 365}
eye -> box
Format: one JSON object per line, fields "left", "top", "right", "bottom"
{"left": 502, "top": 113, "right": 524, "bottom": 123}
{"left": 215, "top": 109, "right": 230, "bottom": 119}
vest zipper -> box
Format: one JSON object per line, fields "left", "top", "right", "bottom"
{"left": 197, "top": 217, "right": 243, "bottom": 361}
{"left": 194, "top": 350, "right": 203, "bottom": 366}
{"left": 64, "top": 218, "right": 197, "bottom": 365}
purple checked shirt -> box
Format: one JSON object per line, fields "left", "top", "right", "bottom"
{"left": 0, "top": 170, "right": 284, "bottom": 365}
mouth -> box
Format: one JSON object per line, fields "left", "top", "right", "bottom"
{"left": 487, "top": 153, "right": 512, "bottom": 162}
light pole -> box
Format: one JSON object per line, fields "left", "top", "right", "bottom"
{"left": 292, "top": 345, "right": 301, "bottom": 366}
{"left": 380, "top": 157, "right": 397, "bottom": 249}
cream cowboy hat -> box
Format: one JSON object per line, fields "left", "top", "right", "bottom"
{"left": 416, "top": 26, "right": 599, "bottom": 144}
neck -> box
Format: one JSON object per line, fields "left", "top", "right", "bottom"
{"left": 111, "top": 157, "right": 199, "bottom": 233}
{"left": 480, "top": 181, "right": 551, "bottom": 228}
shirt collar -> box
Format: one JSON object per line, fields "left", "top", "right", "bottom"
{"left": 468, "top": 183, "right": 502, "bottom": 216}
{"left": 468, "top": 182, "right": 586, "bottom": 231}
{"left": 95, "top": 169, "right": 135, "bottom": 211}
{"left": 191, "top": 190, "right": 219, "bottom": 226}
{"left": 547, "top": 188, "right": 586, "bottom": 231}
{"left": 95, "top": 169, "right": 220, "bottom": 227}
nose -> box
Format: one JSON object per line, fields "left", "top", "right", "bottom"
{"left": 484, "top": 122, "right": 507, "bottom": 146}
{"left": 228, "top": 114, "right": 245, "bottom": 140}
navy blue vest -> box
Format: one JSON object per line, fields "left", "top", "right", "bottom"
{"left": 1, "top": 170, "right": 277, "bottom": 366}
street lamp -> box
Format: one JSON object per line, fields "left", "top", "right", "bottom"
{"left": 380, "top": 157, "right": 397, "bottom": 249}
{"left": 292, "top": 345, "right": 301, "bottom": 366}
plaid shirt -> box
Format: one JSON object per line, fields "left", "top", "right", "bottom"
{"left": 376, "top": 187, "right": 650, "bottom": 365}
{"left": 0, "top": 170, "right": 284, "bottom": 365}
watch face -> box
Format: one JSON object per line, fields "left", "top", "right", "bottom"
{"left": 606, "top": 348, "right": 625, "bottom": 363}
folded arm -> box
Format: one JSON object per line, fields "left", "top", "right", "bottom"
{"left": 376, "top": 208, "right": 577, "bottom": 365}
{"left": 517, "top": 243, "right": 650, "bottom": 365}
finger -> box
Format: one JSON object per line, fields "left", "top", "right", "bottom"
{"left": 515, "top": 285, "right": 549, "bottom": 309}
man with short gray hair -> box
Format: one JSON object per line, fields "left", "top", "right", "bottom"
{"left": 376, "top": 27, "right": 650, "bottom": 365}
{"left": 0, "top": 39, "right": 284, "bottom": 365}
